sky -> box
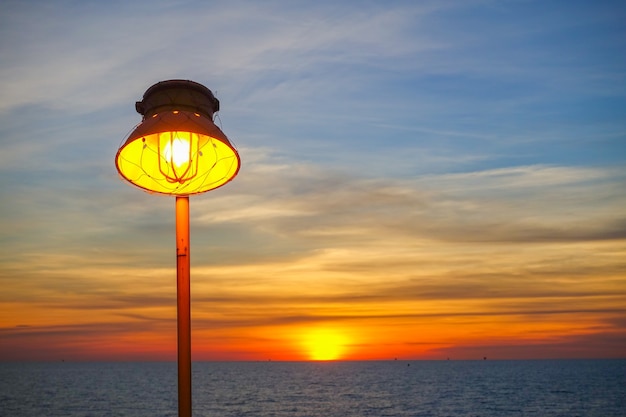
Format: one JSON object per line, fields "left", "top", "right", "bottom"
{"left": 0, "top": 0, "right": 625, "bottom": 361}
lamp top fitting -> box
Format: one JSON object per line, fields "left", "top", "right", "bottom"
{"left": 135, "top": 79, "right": 220, "bottom": 119}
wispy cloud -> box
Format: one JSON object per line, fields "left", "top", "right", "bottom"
{"left": 194, "top": 160, "right": 626, "bottom": 246}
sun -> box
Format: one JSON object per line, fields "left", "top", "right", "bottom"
{"left": 302, "top": 328, "right": 349, "bottom": 361}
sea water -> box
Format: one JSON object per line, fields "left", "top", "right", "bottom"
{"left": 0, "top": 360, "right": 624, "bottom": 416}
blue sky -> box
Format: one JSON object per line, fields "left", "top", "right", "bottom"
{"left": 1, "top": 0, "right": 625, "bottom": 360}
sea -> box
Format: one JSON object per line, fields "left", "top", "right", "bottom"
{"left": 0, "top": 360, "right": 624, "bottom": 417}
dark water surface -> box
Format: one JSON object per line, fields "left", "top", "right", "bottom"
{"left": 0, "top": 360, "right": 624, "bottom": 416}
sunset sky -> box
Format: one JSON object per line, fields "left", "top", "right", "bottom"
{"left": 1, "top": 0, "right": 625, "bottom": 361}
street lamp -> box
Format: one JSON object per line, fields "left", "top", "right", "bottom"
{"left": 115, "top": 80, "right": 240, "bottom": 417}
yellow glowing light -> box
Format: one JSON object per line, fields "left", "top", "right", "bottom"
{"left": 303, "top": 328, "right": 349, "bottom": 361}
{"left": 158, "top": 131, "right": 198, "bottom": 184}
{"left": 163, "top": 135, "right": 191, "bottom": 167}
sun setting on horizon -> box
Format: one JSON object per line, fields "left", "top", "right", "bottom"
{"left": 301, "top": 327, "right": 350, "bottom": 361}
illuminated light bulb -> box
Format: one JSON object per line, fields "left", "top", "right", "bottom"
{"left": 163, "top": 136, "right": 191, "bottom": 168}
{"left": 158, "top": 131, "right": 198, "bottom": 184}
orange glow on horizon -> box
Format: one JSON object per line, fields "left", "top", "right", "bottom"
{"left": 2, "top": 239, "right": 625, "bottom": 362}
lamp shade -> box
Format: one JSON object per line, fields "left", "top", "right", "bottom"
{"left": 115, "top": 80, "right": 240, "bottom": 195}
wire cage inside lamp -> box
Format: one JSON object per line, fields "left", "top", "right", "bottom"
{"left": 115, "top": 80, "right": 240, "bottom": 195}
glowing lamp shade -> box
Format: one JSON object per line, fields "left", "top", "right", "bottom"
{"left": 115, "top": 80, "right": 240, "bottom": 195}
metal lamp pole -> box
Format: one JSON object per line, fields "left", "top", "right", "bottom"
{"left": 176, "top": 196, "right": 191, "bottom": 417}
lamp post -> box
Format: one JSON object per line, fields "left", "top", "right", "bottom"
{"left": 115, "top": 80, "right": 240, "bottom": 417}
